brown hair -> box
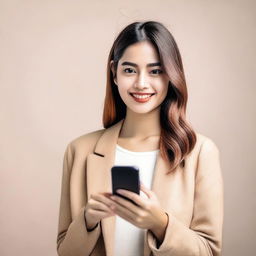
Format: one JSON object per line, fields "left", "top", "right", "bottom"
{"left": 103, "top": 21, "right": 196, "bottom": 173}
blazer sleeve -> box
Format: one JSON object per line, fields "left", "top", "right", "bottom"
{"left": 56, "top": 143, "right": 101, "bottom": 256}
{"left": 146, "top": 138, "right": 224, "bottom": 256}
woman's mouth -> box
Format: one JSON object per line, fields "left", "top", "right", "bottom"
{"left": 129, "top": 93, "right": 156, "bottom": 103}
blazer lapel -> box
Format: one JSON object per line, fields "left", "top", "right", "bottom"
{"left": 86, "top": 118, "right": 174, "bottom": 256}
{"left": 86, "top": 119, "right": 124, "bottom": 256}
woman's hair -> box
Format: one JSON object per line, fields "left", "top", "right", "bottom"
{"left": 103, "top": 20, "right": 197, "bottom": 173}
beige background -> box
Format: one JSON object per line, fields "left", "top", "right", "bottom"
{"left": 0, "top": 0, "right": 255, "bottom": 255}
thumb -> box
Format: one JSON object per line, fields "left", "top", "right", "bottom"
{"left": 140, "top": 182, "right": 153, "bottom": 198}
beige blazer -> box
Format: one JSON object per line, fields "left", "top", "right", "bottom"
{"left": 56, "top": 118, "right": 224, "bottom": 256}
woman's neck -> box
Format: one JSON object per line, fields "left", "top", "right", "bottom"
{"left": 119, "top": 108, "right": 161, "bottom": 140}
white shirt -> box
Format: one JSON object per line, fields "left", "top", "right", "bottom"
{"left": 113, "top": 144, "right": 159, "bottom": 256}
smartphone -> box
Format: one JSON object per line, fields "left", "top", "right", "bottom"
{"left": 111, "top": 165, "right": 140, "bottom": 205}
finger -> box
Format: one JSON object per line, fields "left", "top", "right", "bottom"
{"left": 102, "top": 192, "right": 112, "bottom": 197}
{"left": 116, "top": 189, "right": 145, "bottom": 208}
{"left": 91, "top": 193, "right": 114, "bottom": 207}
{"left": 140, "top": 184, "right": 154, "bottom": 199}
{"left": 110, "top": 201, "right": 136, "bottom": 223}
{"left": 110, "top": 195, "right": 139, "bottom": 215}
{"left": 89, "top": 197, "right": 114, "bottom": 213}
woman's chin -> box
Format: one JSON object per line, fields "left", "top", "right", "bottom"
{"left": 127, "top": 106, "right": 159, "bottom": 115}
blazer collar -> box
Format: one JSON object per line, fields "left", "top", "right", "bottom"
{"left": 86, "top": 118, "right": 173, "bottom": 256}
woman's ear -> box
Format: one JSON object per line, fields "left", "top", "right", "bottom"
{"left": 110, "top": 60, "right": 118, "bottom": 85}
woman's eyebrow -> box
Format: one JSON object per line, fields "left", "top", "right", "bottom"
{"left": 121, "top": 61, "right": 161, "bottom": 67}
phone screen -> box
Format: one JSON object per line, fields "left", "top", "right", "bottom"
{"left": 111, "top": 165, "right": 140, "bottom": 205}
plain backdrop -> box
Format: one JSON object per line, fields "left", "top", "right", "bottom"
{"left": 0, "top": 0, "right": 255, "bottom": 255}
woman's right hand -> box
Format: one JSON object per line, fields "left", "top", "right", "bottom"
{"left": 84, "top": 192, "right": 115, "bottom": 230}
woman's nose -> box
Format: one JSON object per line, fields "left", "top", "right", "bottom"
{"left": 134, "top": 72, "right": 149, "bottom": 89}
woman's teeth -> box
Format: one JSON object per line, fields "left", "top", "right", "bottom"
{"left": 132, "top": 94, "right": 152, "bottom": 99}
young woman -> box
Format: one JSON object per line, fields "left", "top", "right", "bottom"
{"left": 56, "top": 21, "right": 224, "bottom": 256}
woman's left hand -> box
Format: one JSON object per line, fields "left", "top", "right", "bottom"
{"left": 107, "top": 183, "right": 168, "bottom": 242}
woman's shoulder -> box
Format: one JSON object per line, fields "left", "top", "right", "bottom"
{"left": 66, "top": 128, "right": 106, "bottom": 153}
{"left": 195, "top": 132, "right": 220, "bottom": 155}
{"left": 184, "top": 132, "right": 220, "bottom": 163}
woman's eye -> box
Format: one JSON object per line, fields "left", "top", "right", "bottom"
{"left": 124, "top": 68, "right": 135, "bottom": 73}
{"left": 151, "top": 69, "right": 163, "bottom": 75}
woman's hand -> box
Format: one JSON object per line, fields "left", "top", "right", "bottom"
{"left": 84, "top": 192, "right": 115, "bottom": 230}
{"left": 108, "top": 183, "right": 169, "bottom": 243}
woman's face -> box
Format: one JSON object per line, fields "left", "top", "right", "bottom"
{"left": 110, "top": 41, "right": 169, "bottom": 115}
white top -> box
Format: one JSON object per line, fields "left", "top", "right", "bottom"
{"left": 113, "top": 144, "right": 159, "bottom": 256}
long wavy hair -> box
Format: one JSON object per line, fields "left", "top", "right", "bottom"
{"left": 103, "top": 21, "right": 196, "bottom": 173}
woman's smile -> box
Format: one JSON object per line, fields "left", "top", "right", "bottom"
{"left": 129, "top": 92, "right": 156, "bottom": 103}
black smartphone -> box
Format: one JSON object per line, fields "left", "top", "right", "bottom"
{"left": 111, "top": 165, "right": 140, "bottom": 205}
